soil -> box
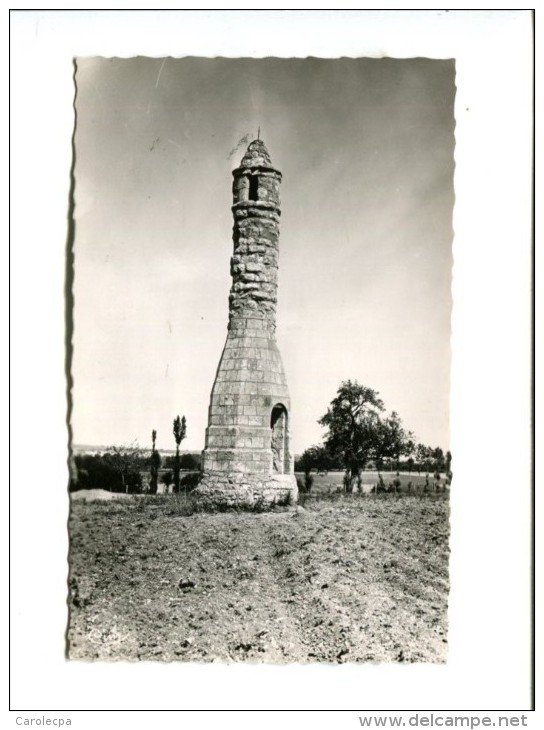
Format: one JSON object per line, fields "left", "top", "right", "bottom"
{"left": 67, "top": 491, "right": 449, "bottom": 663}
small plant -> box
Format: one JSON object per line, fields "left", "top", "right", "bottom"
{"left": 282, "top": 490, "right": 294, "bottom": 507}
{"left": 168, "top": 492, "right": 198, "bottom": 517}
{"left": 304, "top": 472, "right": 314, "bottom": 493}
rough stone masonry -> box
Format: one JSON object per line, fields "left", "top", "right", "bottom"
{"left": 195, "top": 139, "right": 298, "bottom": 508}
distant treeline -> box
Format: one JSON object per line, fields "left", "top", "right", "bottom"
{"left": 294, "top": 444, "right": 451, "bottom": 476}
{"left": 71, "top": 449, "right": 201, "bottom": 494}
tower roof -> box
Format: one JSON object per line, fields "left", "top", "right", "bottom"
{"left": 240, "top": 139, "right": 273, "bottom": 168}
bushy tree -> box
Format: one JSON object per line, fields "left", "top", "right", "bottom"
{"left": 179, "top": 471, "right": 201, "bottom": 493}
{"left": 103, "top": 444, "right": 145, "bottom": 494}
{"left": 72, "top": 454, "right": 121, "bottom": 492}
{"left": 432, "top": 447, "right": 445, "bottom": 472}
{"left": 319, "top": 380, "right": 413, "bottom": 493}
{"left": 413, "top": 443, "right": 448, "bottom": 473}
{"left": 415, "top": 443, "right": 431, "bottom": 473}
{"left": 445, "top": 450, "right": 452, "bottom": 476}
{"left": 295, "top": 445, "right": 341, "bottom": 474}
{"left": 319, "top": 381, "right": 384, "bottom": 492}
{"left": 377, "top": 411, "right": 414, "bottom": 473}
{"left": 179, "top": 453, "right": 200, "bottom": 471}
{"left": 73, "top": 445, "right": 145, "bottom": 493}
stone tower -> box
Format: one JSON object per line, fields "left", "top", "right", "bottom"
{"left": 195, "top": 139, "right": 297, "bottom": 508}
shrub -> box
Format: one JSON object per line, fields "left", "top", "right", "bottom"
{"left": 180, "top": 453, "right": 201, "bottom": 470}
{"left": 73, "top": 454, "right": 142, "bottom": 493}
{"left": 168, "top": 493, "right": 199, "bottom": 516}
{"left": 177, "top": 471, "right": 201, "bottom": 493}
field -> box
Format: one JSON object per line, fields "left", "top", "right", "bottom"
{"left": 297, "top": 470, "right": 447, "bottom": 495}
{"left": 68, "top": 479, "right": 450, "bottom": 663}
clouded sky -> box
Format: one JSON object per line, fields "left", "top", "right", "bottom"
{"left": 72, "top": 56, "right": 455, "bottom": 453}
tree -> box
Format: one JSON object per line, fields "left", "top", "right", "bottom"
{"left": 72, "top": 454, "right": 119, "bottom": 492}
{"left": 149, "top": 429, "right": 161, "bottom": 494}
{"left": 319, "top": 381, "right": 414, "bottom": 493}
{"left": 432, "top": 446, "right": 445, "bottom": 472}
{"left": 295, "top": 445, "right": 340, "bottom": 475}
{"left": 173, "top": 415, "right": 187, "bottom": 492}
{"left": 404, "top": 437, "right": 416, "bottom": 472}
{"left": 179, "top": 453, "right": 200, "bottom": 471}
{"left": 377, "top": 411, "right": 414, "bottom": 473}
{"left": 319, "top": 381, "right": 386, "bottom": 493}
{"left": 445, "top": 450, "right": 452, "bottom": 475}
{"left": 416, "top": 443, "right": 431, "bottom": 473}
{"left": 103, "top": 443, "right": 145, "bottom": 494}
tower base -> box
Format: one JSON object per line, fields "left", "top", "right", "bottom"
{"left": 194, "top": 472, "right": 298, "bottom": 509}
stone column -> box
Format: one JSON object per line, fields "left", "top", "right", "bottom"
{"left": 195, "top": 140, "right": 297, "bottom": 508}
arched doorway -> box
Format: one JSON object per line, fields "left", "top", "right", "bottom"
{"left": 270, "top": 404, "right": 289, "bottom": 474}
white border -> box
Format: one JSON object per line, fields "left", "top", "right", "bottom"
{"left": 10, "top": 9, "right": 534, "bottom": 715}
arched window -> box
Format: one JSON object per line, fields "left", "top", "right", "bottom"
{"left": 270, "top": 404, "right": 289, "bottom": 474}
{"left": 248, "top": 175, "right": 259, "bottom": 201}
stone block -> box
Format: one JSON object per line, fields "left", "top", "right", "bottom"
{"left": 247, "top": 415, "right": 265, "bottom": 426}
{"left": 245, "top": 261, "right": 265, "bottom": 273}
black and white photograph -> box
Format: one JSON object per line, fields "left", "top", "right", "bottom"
{"left": 67, "top": 55, "right": 454, "bottom": 663}
{"left": 10, "top": 9, "right": 534, "bottom": 713}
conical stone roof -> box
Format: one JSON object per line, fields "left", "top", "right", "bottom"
{"left": 240, "top": 139, "right": 273, "bottom": 168}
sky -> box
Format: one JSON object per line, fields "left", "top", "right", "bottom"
{"left": 72, "top": 56, "right": 455, "bottom": 454}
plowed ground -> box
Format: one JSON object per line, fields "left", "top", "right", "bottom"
{"left": 68, "top": 492, "right": 449, "bottom": 663}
